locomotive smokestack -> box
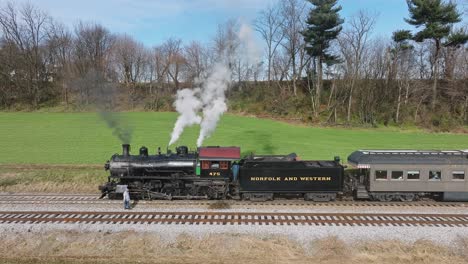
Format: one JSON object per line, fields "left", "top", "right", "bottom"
{"left": 122, "top": 144, "right": 130, "bottom": 156}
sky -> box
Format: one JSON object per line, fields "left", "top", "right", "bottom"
{"left": 4, "top": 0, "right": 468, "bottom": 46}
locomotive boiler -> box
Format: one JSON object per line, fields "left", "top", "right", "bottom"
{"left": 100, "top": 144, "right": 234, "bottom": 200}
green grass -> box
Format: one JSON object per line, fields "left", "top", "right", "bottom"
{"left": 0, "top": 112, "right": 467, "bottom": 164}
{"left": 0, "top": 167, "right": 105, "bottom": 193}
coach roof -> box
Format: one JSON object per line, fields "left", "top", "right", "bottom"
{"left": 348, "top": 150, "right": 468, "bottom": 166}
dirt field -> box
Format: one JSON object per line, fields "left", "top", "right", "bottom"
{"left": 0, "top": 231, "right": 467, "bottom": 264}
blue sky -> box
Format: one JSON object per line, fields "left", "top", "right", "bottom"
{"left": 6, "top": 0, "right": 468, "bottom": 46}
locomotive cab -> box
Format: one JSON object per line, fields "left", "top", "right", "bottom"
{"left": 197, "top": 146, "right": 241, "bottom": 178}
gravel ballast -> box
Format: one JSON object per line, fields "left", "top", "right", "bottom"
{"left": 0, "top": 201, "right": 467, "bottom": 246}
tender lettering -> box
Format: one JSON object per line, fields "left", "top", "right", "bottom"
{"left": 249, "top": 176, "right": 332, "bottom": 181}
{"left": 250, "top": 177, "right": 281, "bottom": 181}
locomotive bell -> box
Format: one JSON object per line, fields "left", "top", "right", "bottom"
{"left": 334, "top": 156, "right": 340, "bottom": 163}
{"left": 176, "top": 146, "right": 188, "bottom": 156}
{"left": 122, "top": 144, "right": 130, "bottom": 156}
{"left": 139, "top": 146, "right": 149, "bottom": 157}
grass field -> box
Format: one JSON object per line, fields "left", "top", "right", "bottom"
{"left": 1, "top": 112, "right": 468, "bottom": 164}
{"left": 0, "top": 166, "right": 104, "bottom": 193}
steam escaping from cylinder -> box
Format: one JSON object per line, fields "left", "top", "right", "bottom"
{"left": 168, "top": 88, "right": 202, "bottom": 146}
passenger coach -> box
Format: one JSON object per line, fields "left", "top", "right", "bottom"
{"left": 347, "top": 150, "right": 468, "bottom": 202}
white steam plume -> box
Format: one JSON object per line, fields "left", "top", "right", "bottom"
{"left": 168, "top": 88, "right": 202, "bottom": 146}
{"left": 168, "top": 23, "right": 259, "bottom": 147}
{"left": 196, "top": 63, "right": 231, "bottom": 147}
{"left": 238, "top": 23, "right": 261, "bottom": 65}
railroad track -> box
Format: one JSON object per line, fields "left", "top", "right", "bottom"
{"left": 0, "top": 211, "right": 467, "bottom": 227}
{"left": 0, "top": 194, "right": 467, "bottom": 207}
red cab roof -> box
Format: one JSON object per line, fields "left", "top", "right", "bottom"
{"left": 199, "top": 146, "right": 241, "bottom": 160}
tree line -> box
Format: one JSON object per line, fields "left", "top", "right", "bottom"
{"left": 0, "top": 0, "right": 467, "bottom": 128}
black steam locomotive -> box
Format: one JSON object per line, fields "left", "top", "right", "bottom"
{"left": 99, "top": 144, "right": 468, "bottom": 202}
{"left": 99, "top": 144, "right": 345, "bottom": 201}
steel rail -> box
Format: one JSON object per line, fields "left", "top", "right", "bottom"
{"left": 0, "top": 194, "right": 466, "bottom": 207}
{"left": 0, "top": 211, "right": 466, "bottom": 227}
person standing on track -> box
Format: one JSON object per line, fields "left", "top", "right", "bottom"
{"left": 123, "top": 188, "right": 131, "bottom": 209}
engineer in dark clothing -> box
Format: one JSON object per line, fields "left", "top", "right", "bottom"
{"left": 123, "top": 188, "right": 131, "bottom": 209}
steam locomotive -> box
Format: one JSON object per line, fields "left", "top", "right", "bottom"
{"left": 99, "top": 144, "right": 468, "bottom": 202}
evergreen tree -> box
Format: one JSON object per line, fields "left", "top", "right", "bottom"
{"left": 392, "top": 30, "right": 413, "bottom": 50}
{"left": 444, "top": 28, "right": 468, "bottom": 79}
{"left": 404, "top": 0, "right": 466, "bottom": 109}
{"left": 302, "top": 0, "right": 344, "bottom": 117}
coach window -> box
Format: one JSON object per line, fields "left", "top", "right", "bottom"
{"left": 407, "top": 171, "right": 420, "bottom": 180}
{"left": 452, "top": 171, "right": 465, "bottom": 180}
{"left": 429, "top": 170, "right": 441, "bottom": 181}
{"left": 391, "top": 171, "right": 404, "bottom": 180}
{"left": 375, "top": 170, "right": 387, "bottom": 180}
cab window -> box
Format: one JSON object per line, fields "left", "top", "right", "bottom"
{"left": 201, "top": 161, "right": 211, "bottom": 169}
{"left": 220, "top": 161, "right": 229, "bottom": 170}
{"left": 210, "top": 162, "right": 220, "bottom": 169}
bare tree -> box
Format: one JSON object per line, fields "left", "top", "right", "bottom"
{"left": 338, "top": 10, "right": 376, "bottom": 122}
{"left": 184, "top": 40, "right": 207, "bottom": 84}
{"left": 150, "top": 45, "right": 168, "bottom": 87}
{"left": 162, "top": 38, "right": 185, "bottom": 90}
{"left": 73, "top": 22, "right": 115, "bottom": 104}
{"left": 393, "top": 43, "right": 416, "bottom": 123}
{"left": 414, "top": 42, "right": 431, "bottom": 79}
{"left": 212, "top": 19, "right": 240, "bottom": 72}
{"left": 113, "top": 34, "right": 147, "bottom": 84}
{"left": 46, "top": 20, "right": 73, "bottom": 104}
{"left": 254, "top": 3, "right": 285, "bottom": 88}
{"left": 74, "top": 22, "right": 114, "bottom": 76}
{"left": 271, "top": 50, "right": 290, "bottom": 82}
{"left": 0, "top": 2, "right": 52, "bottom": 108}
{"left": 279, "top": 0, "right": 307, "bottom": 96}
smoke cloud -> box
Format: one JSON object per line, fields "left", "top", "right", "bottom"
{"left": 99, "top": 111, "right": 133, "bottom": 144}
{"left": 77, "top": 69, "right": 133, "bottom": 144}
